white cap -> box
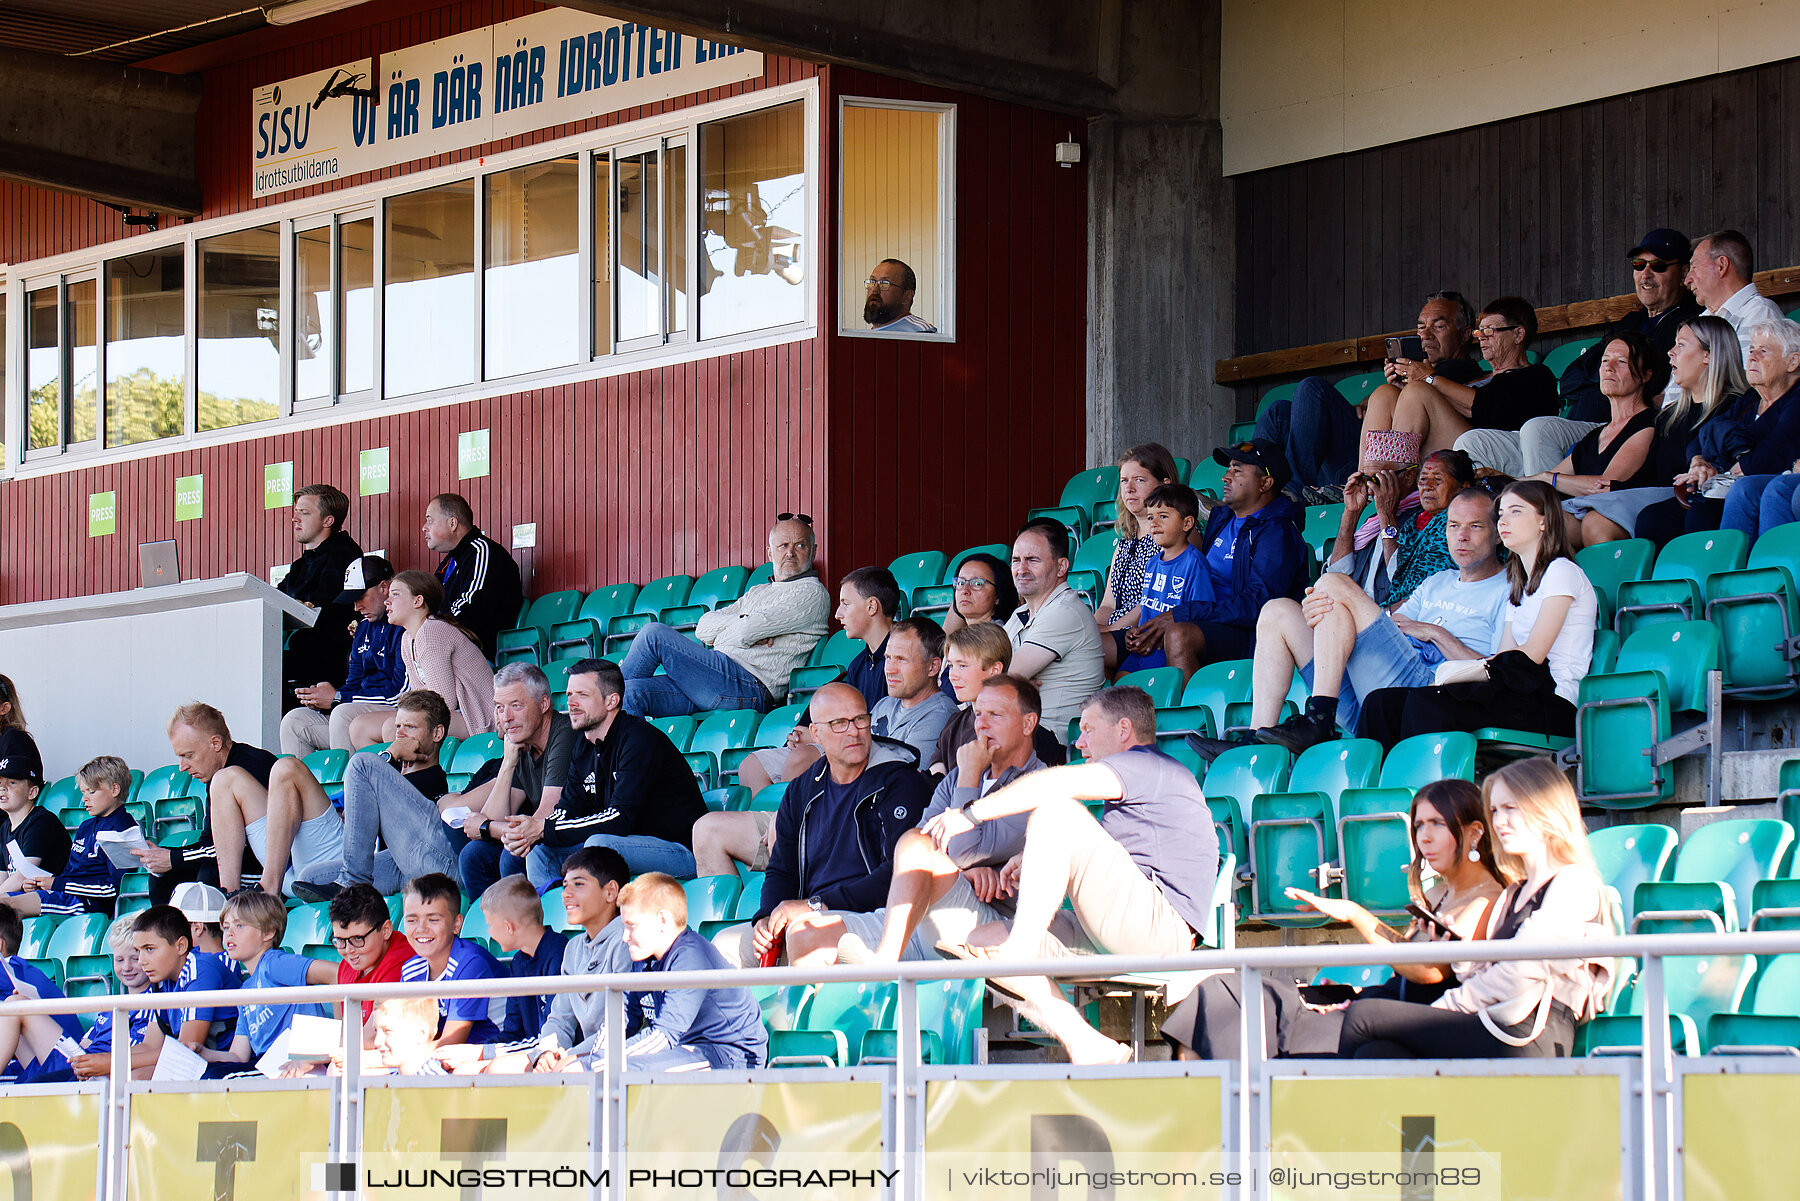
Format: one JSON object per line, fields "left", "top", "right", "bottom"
{"left": 170, "top": 881, "right": 227, "bottom": 923}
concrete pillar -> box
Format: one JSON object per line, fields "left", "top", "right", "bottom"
{"left": 1085, "top": 115, "right": 1234, "bottom": 469}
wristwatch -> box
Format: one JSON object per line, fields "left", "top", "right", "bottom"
{"left": 479, "top": 819, "right": 493, "bottom": 842}
{"left": 1423, "top": 373, "right": 1436, "bottom": 386}
{"left": 1381, "top": 524, "right": 1401, "bottom": 540}
{"left": 806, "top": 897, "right": 827, "bottom": 913}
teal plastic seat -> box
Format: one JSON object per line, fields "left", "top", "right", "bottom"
{"left": 1113, "top": 666, "right": 1182, "bottom": 708}
{"left": 1574, "top": 621, "right": 1720, "bottom": 807}
{"left": 1335, "top": 372, "right": 1387, "bottom": 407}
{"left": 1749, "top": 879, "right": 1800, "bottom": 933}
{"left": 1379, "top": 731, "right": 1476, "bottom": 789}
{"left": 686, "top": 709, "right": 760, "bottom": 789}
{"left": 281, "top": 902, "right": 336, "bottom": 957}
{"left": 1024, "top": 507, "right": 1088, "bottom": 547}
{"left": 1058, "top": 467, "right": 1121, "bottom": 513}
{"left": 682, "top": 875, "right": 744, "bottom": 929}
{"left": 1247, "top": 739, "right": 1382, "bottom": 924}
{"left": 1590, "top": 823, "right": 1679, "bottom": 930}
{"left": 457, "top": 903, "right": 498, "bottom": 954}
{"left": 135, "top": 764, "right": 199, "bottom": 807}
{"left": 1705, "top": 521, "right": 1800, "bottom": 698}
{"left": 1312, "top": 964, "right": 1394, "bottom": 989}
{"left": 1631, "top": 881, "right": 1737, "bottom": 935}
{"left": 37, "top": 913, "right": 110, "bottom": 992}
{"left": 153, "top": 794, "right": 205, "bottom": 844}
{"left": 1708, "top": 954, "right": 1800, "bottom": 1052}
{"left": 496, "top": 589, "right": 585, "bottom": 665}
{"left": 688, "top": 566, "right": 750, "bottom": 610}
{"left": 37, "top": 777, "right": 83, "bottom": 828}
{"left": 747, "top": 782, "right": 788, "bottom": 812}
{"left": 720, "top": 702, "right": 810, "bottom": 782}
{"left": 647, "top": 715, "right": 698, "bottom": 751}
{"left": 1070, "top": 528, "right": 1119, "bottom": 578}
{"left": 1203, "top": 743, "right": 1292, "bottom": 808}
{"left": 887, "top": 551, "right": 947, "bottom": 596}
{"left": 603, "top": 575, "right": 695, "bottom": 653}
{"left": 548, "top": 583, "right": 640, "bottom": 660}
{"left": 1780, "top": 758, "right": 1800, "bottom": 836}
{"left": 450, "top": 733, "right": 503, "bottom": 775}
{"left": 909, "top": 583, "right": 956, "bottom": 620}
{"left": 1588, "top": 953, "right": 1753, "bottom": 1055}
{"left": 702, "top": 785, "right": 747, "bottom": 812}
{"left": 1180, "top": 659, "right": 1258, "bottom": 739}
{"left": 1614, "top": 530, "right": 1746, "bottom": 642}
{"left": 1336, "top": 788, "right": 1416, "bottom": 919}
{"left": 1666, "top": 817, "right": 1793, "bottom": 933}
{"left": 767, "top": 981, "right": 894, "bottom": 1067}
{"left": 948, "top": 544, "right": 1009, "bottom": 580}
{"left": 1574, "top": 539, "right": 1656, "bottom": 630}
{"left": 302, "top": 749, "right": 350, "bottom": 787}
{"left": 1542, "top": 337, "right": 1599, "bottom": 380}
{"left": 1209, "top": 796, "right": 1248, "bottom": 913}
{"left": 858, "top": 977, "right": 984, "bottom": 1065}
{"left": 1303, "top": 505, "right": 1345, "bottom": 554}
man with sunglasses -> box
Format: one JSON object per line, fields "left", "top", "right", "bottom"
{"left": 863, "top": 259, "right": 937, "bottom": 333}
{"left": 711, "top": 683, "right": 930, "bottom": 968}
{"left": 620, "top": 515, "right": 830, "bottom": 717}
{"left": 1687, "top": 228, "right": 1782, "bottom": 371}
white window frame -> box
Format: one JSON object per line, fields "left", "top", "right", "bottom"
{"left": 0, "top": 77, "right": 817, "bottom": 479}
{"left": 835, "top": 96, "right": 956, "bottom": 343}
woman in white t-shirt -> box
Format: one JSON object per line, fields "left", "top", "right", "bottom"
{"left": 1358, "top": 480, "right": 1597, "bottom": 746}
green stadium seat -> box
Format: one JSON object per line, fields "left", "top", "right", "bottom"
{"left": 1335, "top": 372, "right": 1388, "bottom": 407}
{"left": 118, "top": 871, "right": 152, "bottom": 914}
{"left": 1614, "top": 530, "right": 1746, "bottom": 642}
{"left": 1208, "top": 796, "right": 1247, "bottom": 911}
{"left": 124, "top": 799, "right": 154, "bottom": 830}
{"left": 721, "top": 703, "right": 810, "bottom": 783}
{"left": 1575, "top": 539, "right": 1655, "bottom": 630}
{"left": 1378, "top": 731, "right": 1476, "bottom": 789}
{"left": 1749, "top": 879, "right": 1800, "bottom": 933}
{"left": 1156, "top": 738, "right": 1207, "bottom": 780}
{"left": 682, "top": 875, "right": 743, "bottom": 929}
{"left": 1631, "top": 880, "right": 1737, "bottom": 935}
{"left": 1070, "top": 528, "right": 1119, "bottom": 578}
{"left": 858, "top": 977, "right": 984, "bottom": 1065}
{"left": 689, "top": 566, "right": 750, "bottom": 610}
{"left": 1024, "top": 506, "right": 1088, "bottom": 547}
{"left": 1779, "top": 758, "right": 1800, "bottom": 836}
{"left": 457, "top": 902, "right": 498, "bottom": 954}
{"left": 302, "top": 749, "right": 350, "bottom": 787}
{"left": 767, "top": 981, "right": 894, "bottom": 1067}
{"left": 38, "top": 776, "right": 84, "bottom": 830}
{"left": 547, "top": 583, "right": 641, "bottom": 661}
{"left": 1707, "top": 954, "right": 1800, "bottom": 1053}
{"left": 1542, "top": 337, "right": 1599, "bottom": 380}
{"left": 281, "top": 902, "right": 336, "bottom": 957}
{"left": 451, "top": 734, "right": 503, "bottom": 776}
{"left": 1590, "top": 824, "right": 1678, "bottom": 930}
{"left": 39, "top": 913, "right": 111, "bottom": 993}
{"left": 1336, "top": 788, "right": 1415, "bottom": 920}
{"left": 1066, "top": 569, "right": 1103, "bottom": 608}
{"left": 1180, "top": 659, "right": 1261, "bottom": 738}
{"left": 1058, "top": 467, "right": 1120, "bottom": 513}
{"left": 17, "top": 917, "right": 56, "bottom": 960}
{"left": 887, "top": 551, "right": 948, "bottom": 597}
{"left": 1573, "top": 621, "right": 1721, "bottom": 807}
{"left": 1587, "top": 952, "right": 1752, "bottom": 1055}
{"left": 748, "top": 783, "right": 788, "bottom": 812}
{"left": 1705, "top": 520, "right": 1800, "bottom": 698}
{"left": 909, "top": 583, "right": 955, "bottom": 620}
{"left": 1303, "top": 505, "right": 1345, "bottom": 556}
{"left": 496, "top": 589, "right": 585, "bottom": 665}
{"left": 1202, "top": 742, "right": 1291, "bottom": 808}
{"left": 540, "top": 661, "right": 576, "bottom": 699}
{"left": 948, "top": 544, "right": 1009, "bottom": 579}
{"left": 603, "top": 575, "right": 695, "bottom": 653}
{"left": 1667, "top": 817, "right": 1792, "bottom": 933}
{"left": 541, "top": 892, "right": 577, "bottom": 935}
{"left": 1113, "top": 667, "right": 1182, "bottom": 708}
{"left": 702, "top": 786, "right": 748, "bottom": 813}
{"left": 647, "top": 715, "right": 699, "bottom": 751}
{"left": 1246, "top": 739, "right": 1382, "bottom": 925}
{"left": 1312, "top": 964, "right": 1394, "bottom": 989}
{"left": 154, "top": 795, "right": 205, "bottom": 844}
{"left": 686, "top": 709, "right": 760, "bottom": 789}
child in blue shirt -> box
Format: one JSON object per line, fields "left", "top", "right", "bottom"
{"left": 0, "top": 907, "right": 83, "bottom": 1083}
{"left": 5, "top": 756, "right": 140, "bottom": 920}
{"left": 201, "top": 891, "right": 336, "bottom": 1075}
{"left": 1118, "top": 484, "right": 1213, "bottom": 673}
{"left": 69, "top": 916, "right": 154, "bottom": 1078}
{"left": 124, "top": 905, "right": 241, "bottom": 1074}
{"left": 400, "top": 872, "right": 504, "bottom": 1046}
{"left": 480, "top": 874, "right": 567, "bottom": 1044}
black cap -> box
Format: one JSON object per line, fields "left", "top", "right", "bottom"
{"left": 335, "top": 555, "right": 395, "bottom": 605}
{"left": 1629, "top": 229, "right": 1690, "bottom": 262}
{"left": 0, "top": 729, "right": 44, "bottom": 786}
{"left": 1213, "top": 437, "right": 1292, "bottom": 492}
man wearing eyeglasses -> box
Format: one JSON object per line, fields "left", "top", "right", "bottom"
{"left": 1687, "top": 228, "right": 1782, "bottom": 371}
{"left": 711, "top": 683, "right": 930, "bottom": 968}
{"left": 863, "top": 259, "right": 937, "bottom": 333}
{"left": 620, "top": 515, "right": 830, "bottom": 717}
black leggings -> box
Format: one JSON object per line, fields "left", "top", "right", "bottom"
{"left": 1338, "top": 997, "right": 1575, "bottom": 1059}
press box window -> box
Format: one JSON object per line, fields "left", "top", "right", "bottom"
{"left": 838, "top": 99, "right": 954, "bottom": 339}
{"left": 700, "top": 100, "right": 806, "bottom": 339}
{"left": 197, "top": 225, "right": 281, "bottom": 431}
{"left": 105, "top": 245, "right": 186, "bottom": 447}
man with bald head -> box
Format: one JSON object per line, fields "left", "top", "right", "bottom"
{"left": 621, "top": 516, "right": 831, "bottom": 716}
{"left": 711, "top": 683, "right": 930, "bottom": 967}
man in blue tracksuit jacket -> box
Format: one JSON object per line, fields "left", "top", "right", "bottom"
{"left": 1159, "top": 437, "right": 1308, "bottom": 671}
{"left": 715, "top": 683, "right": 930, "bottom": 967}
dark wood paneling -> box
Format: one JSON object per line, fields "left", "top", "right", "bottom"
{"left": 1233, "top": 57, "right": 1800, "bottom": 355}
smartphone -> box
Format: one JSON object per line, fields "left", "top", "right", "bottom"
{"left": 1386, "top": 335, "right": 1425, "bottom": 362}
{"left": 758, "top": 930, "right": 786, "bottom": 969}
{"left": 1406, "top": 902, "right": 1462, "bottom": 940}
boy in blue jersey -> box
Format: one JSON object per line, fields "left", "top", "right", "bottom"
{"left": 608, "top": 873, "right": 765, "bottom": 1071}
{"left": 399, "top": 872, "right": 504, "bottom": 1048}
{"left": 1115, "top": 484, "right": 1212, "bottom": 675}
{"left": 5, "top": 756, "right": 140, "bottom": 919}
{"left": 127, "top": 904, "right": 240, "bottom": 1075}
{"left": 171, "top": 882, "right": 239, "bottom": 978}
{"left": 201, "top": 891, "right": 336, "bottom": 1075}
{"left": 480, "top": 874, "right": 566, "bottom": 1044}
{"left": 0, "top": 907, "right": 83, "bottom": 1083}
{"left": 70, "top": 916, "right": 154, "bottom": 1077}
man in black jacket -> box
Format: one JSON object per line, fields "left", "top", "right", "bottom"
{"left": 491, "top": 659, "right": 706, "bottom": 886}
{"left": 280, "top": 483, "right": 363, "bottom": 696}
{"left": 713, "top": 682, "right": 930, "bottom": 967}
{"left": 424, "top": 492, "right": 524, "bottom": 660}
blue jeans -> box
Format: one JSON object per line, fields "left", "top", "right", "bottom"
{"left": 1256, "top": 376, "right": 1361, "bottom": 490}
{"left": 1299, "top": 612, "right": 1437, "bottom": 734}
{"left": 298, "top": 752, "right": 458, "bottom": 896}
{"left": 460, "top": 832, "right": 700, "bottom": 898}
{"left": 620, "top": 622, "right": 771, "bottom": 717}
{"left": 458, "top": 837, "right": 526, "bottom": 902}
{"left": 1721, "top": 474, "right": 1781, "bottom": 538}
{"left": 582, "top": 833, "right": 697, "bottom": 879}
{"left": 1754, "top": 473, "right": 1800, "bottom": 538}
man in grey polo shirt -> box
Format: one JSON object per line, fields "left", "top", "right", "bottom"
{"left": 925, "top": 685, "right": 1216, "bottom": 1064}
{"left": 1002, "top": 520, "right": 1104, "bottom": 743}
{"left": 869, "top": 617, "right": 958, "bottom": 766}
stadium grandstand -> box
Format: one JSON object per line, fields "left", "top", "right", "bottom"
{"left": 3, "top": 2, "right": 1800, "bottom": 1199}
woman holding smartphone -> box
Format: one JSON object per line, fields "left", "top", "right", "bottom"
{"left": 1161, "top": 779, "right": 1506, "bottom": 1059}
{"left": 1338, "top": 757, "right": 1612, "bottom": 1058}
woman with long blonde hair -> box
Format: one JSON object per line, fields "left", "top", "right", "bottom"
{"left": 1338, "top": 757, "right": 1611, "bottom": 1058}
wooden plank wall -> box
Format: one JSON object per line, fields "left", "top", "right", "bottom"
{"left": 1233, "top": 57, "right": 1800, "bottom": 362}
{"left": 822, "top": 67, "right": 1089, "bottom": 574}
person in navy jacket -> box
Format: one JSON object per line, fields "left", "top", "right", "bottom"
{"left": 5, "top": 755, "right": 139, "bottom": 918}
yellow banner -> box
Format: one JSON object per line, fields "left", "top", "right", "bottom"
{"left": 1684, "top": 1072, "right": 1800, "bottom": 1201}
{"left": 1271, "top": 1074, "right": 1621, "bottom": 1200}
{"left": 625, "top": 1080, "right": 885, "bottom": 1200}
{"left": 361, "top": 1083, "right": 594, "bottom": 1200}
{"left": 128, "top": 1085, "right": 332, "bottom": 1201}
{"left": 923, "top": 1076, "right": 1227, "bottom": 1200}
{"left": 0, "top": 1089, "right": 102, "bottom": 1201}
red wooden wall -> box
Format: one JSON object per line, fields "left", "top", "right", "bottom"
{"left": 0, "top": 4, "right": 1087, "bottom": 605}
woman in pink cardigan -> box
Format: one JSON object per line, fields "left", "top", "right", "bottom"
{"left": 378, "top": 570, "right": 496, "bottom": 740}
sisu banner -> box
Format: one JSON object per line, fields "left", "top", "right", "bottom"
{"left": 251, "top": 9, "right": 763, "bottom": 198}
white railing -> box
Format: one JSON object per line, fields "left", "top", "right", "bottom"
{"left": 8, "top": 927, "right": 1800, "bottom": 1200}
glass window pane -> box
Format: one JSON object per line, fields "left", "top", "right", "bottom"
{"left": 0, "top": 293, "right": 6, "bottom": 464}
{"left": 591, "top": 154, "right": 612, "bottom": 356}
{"left": 26, "top": 286, "right": 58, "bottom": 450}
{"left": 700, "top": 101, "right": 806, "bottom": 338}
{"left": 67, "top": 280, "right": 97, "bottom": 445}
{"left": 294, "top": 227, "right": 334, "bottom": 403}
{"left": 667, "top": 143, "right": 688, "bottom": 335}
{"left": 341, "top": 218, "right": 374, "bottom": 393}
{"left": 617, "top": 152, "right": 661, "bottom": 343}
{"left": 197, "top": 225, "right": 281, "bottom": 431}
{"left": 484, "top": 156, "right": 579, "bottom": 377}
{"left": 841, "top": 105, "right": 943, "bottom": 332}
{"left": 385, "top": 181, "right": 475, "bottom": 395}
{"left": 105, "top": 247, "right": 186, "bottom": 446}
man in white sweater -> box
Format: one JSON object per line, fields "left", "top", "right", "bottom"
{"left": 621, "top": 517, "right": 831, "bottom": 716}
